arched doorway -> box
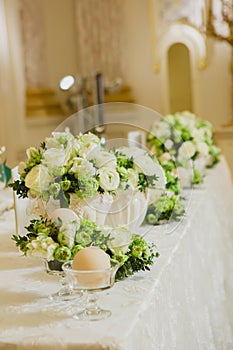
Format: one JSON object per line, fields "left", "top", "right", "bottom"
{"left": 168, "top": 43, "right": 193, "bottom": 113}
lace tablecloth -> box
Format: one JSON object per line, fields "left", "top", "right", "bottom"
{"left": 0, "top": 157, "right": 232, "bottom": 350}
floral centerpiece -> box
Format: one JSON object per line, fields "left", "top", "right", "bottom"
{"left": 10, "top": 131, "right": 165, "bottom": 229}
{"left": 12, "top": 214, "right": 159, "bottom": 281}
{"left": 144, "top": 153, "right": 185, "bottom": 225}
{"left": 147, "top": 111, "right": 221, "bottom": 186}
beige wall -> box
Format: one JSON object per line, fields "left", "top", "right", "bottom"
{"left": 1, "top": 0, "right": 232, "bottom": 168}
{"left": 42, "top": 0, "right": 79, "bottom": 106}
{"left": 121, "top": 0, "right": 232, "bottom": 128}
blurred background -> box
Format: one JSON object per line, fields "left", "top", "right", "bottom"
{"left": 0, "top": 0, "right": 232, "bottom": 174}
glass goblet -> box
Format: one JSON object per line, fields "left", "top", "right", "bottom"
{"left": 44, "top": 259, "right": 80, "bottom": 302}
{"left": 62, "top": 259, "right": 119, "bottom": 321}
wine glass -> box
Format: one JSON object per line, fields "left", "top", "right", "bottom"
{"left": 62, "top": 259, "right": 119, "bottom": 321}
{"left": 44, "top": 259, "right": 81, "bottom": 302}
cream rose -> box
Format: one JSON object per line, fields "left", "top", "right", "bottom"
{"left": 42, "top": 147, "right": 69, "bottom": 168}
{"left": 98, "top": 167, "right": 120, "bottom": 191}
{"left": 70, "top": 157, "right": 96, "bottom": 177}
{"left": 78, "top": 132, "right": 101, "bottom": 157}
{"left": 108, "top": 226, "right": 132, "bottom": 254}
{"left": 25, "top": 164, "right": 52, "bottom": 194}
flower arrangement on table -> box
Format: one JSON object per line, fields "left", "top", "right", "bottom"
{"left": 12, "top": 214, "right": 159, "bottom": 281}
{"left": 147, "top": 111, "right": 221, "bottom": 186}
{"left": 144, "top": 152, "right": 185, "bottom": 225}
{"left": 10, "top": 131, "right": 166, "bottom": 229}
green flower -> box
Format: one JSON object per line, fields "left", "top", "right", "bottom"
{"left": 49, "top": 183, "right": 61, "bottom": 197}
{"left": 75, "top": 231, "right": 92, "bottom": 246}
{"left": 61, "top": 179, "right": 71, "bottom": 191}
{"left": 77, "top": 175, "right": 99, "bottom": 198}
{"left": 53, "top": 246, "right": 72, "bottom": 262}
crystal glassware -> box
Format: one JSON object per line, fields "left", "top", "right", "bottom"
{"left": 62, "top": 259, "right": 119, "bottom": 321}
{"left": 43, "top": 259, "right": 80, "bottom": 302}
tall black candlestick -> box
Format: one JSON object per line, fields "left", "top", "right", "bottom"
{"left": 95, "top": 73, "right": 104, "bottom": 127}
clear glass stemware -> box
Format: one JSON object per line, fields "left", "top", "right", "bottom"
{"left": 44, "top": 259, "right": 79, "bottom": 302}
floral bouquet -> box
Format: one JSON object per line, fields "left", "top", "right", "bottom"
{"left": 10, "top": 131, "right": 166, "bottom": 229}
{"left": 144, "top": 152, "right": 185, "bottom": 225}
{"left": 147, "top": 111, "right": 221, "bottom": 186}
{"left": 12, "top": 212, "right": 159, "bottom": 281}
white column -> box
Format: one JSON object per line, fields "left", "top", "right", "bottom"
{"left": 0, "top": 0, "right": 26, "bottom": 167}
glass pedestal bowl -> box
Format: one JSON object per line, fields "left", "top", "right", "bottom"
{"left": 62, "top": 259, "right": 119, "bottom": 321}
{"left": 44, "top": 259, "right": 79, "bottom": 302}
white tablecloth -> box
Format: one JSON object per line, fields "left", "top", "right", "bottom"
{"left": 0, "top": 157, "right": 233, "bottom": 350}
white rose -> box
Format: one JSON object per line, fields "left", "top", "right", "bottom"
{"left": 190, "top": 128, "right": 205, "bottom": 142}
{"left": 70, "top": 157, "right": 96, "bottom": 176}
{"left": 98, "top": 167, "right": 120, "bottom": 191}
{"left": 178, "top": 141, "right": 196, "bottom": 160}
{"left": 78, "top": 132, "right": 101, "bottom": 158}
{"left": 88, "top": 149, "right": 117, "bottom": 168}
{"left": 45, "top": 131, "right": 75, "bottom": 149}
{"left": 196, "top": 142, "right": 209, "bottom": 156}
{"left": 25, "top": 164, "right": 52, "bottom": 194}
{"left": 42, "top": 147, "right": 68, "bottom": 168}
{"left": 108, "top": 226, "right": 132, "bottom": 254}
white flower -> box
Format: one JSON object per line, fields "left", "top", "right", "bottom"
{"left": 25, "top": 164, "right": 52, "bottom": 194}
{"left": 42, "top": 147, "right": 68, "bottom": 168}
{"left": 178, "top": 141, "right": 196, "bottom": 160}
{"left": 98, "top": 167, "right": 120, "bottom": 191}
{"left": 58, "top": 221, "right": 79, "bottom": 249}
{"left": 78, "top": 132, "right": 101, "bottom": 158}
{"left": 196, "top": 142, "right": 209, "bottom": 156}
{"left": 107, "top": 226, "right": 132, "bottom": 254}
{"left": 164, "top": 114, "right": 175, "bottom": 125}
{"left": 190, "top": 128, "right": 205, "bottom": 142}
{"left": 26, "top": 236, "right": 58, "bottom": 260}
{"left": 127, "top": 169, "right": 138, "bottom": 189}
{"left": 118, "top": 146, "right": 146, "bottom": 158}
{"left": 164, "top": 139, "right": 174, "bottom": 150}
{"left": 88, "top": 149, "right": 117, "bottom": 168}
{"left": 45, "top": 131, "right": 75, "bottom": 149}
{"left": 153, "top": 121, "right": 171, "bottom": 140}
{"left": 70, "top": 157, "right": 96, "bottom": 177}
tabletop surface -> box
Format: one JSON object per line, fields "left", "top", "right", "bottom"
{"left": 0, "top": 157, "right": 233, "bottom": 350}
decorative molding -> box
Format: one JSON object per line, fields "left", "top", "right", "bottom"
{"left": 154, "top": 23, "right": 207, "bottom": 71}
